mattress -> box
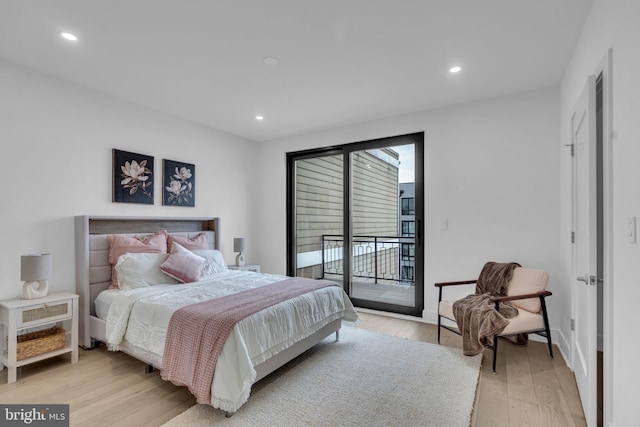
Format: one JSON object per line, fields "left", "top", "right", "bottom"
{"left": 95, "top": 289, "right": 119, "bottom": 320}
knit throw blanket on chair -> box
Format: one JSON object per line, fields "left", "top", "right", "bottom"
{"left": 452, "top": 262, "right": 521, "bottom": 356}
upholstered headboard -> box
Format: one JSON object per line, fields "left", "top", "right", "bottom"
{"left": 75, "top": 215, "right": 220, "bottom": 348}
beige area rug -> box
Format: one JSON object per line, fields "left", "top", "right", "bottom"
{"left": 162, "top": 326, "right": 481, "bottom": 427}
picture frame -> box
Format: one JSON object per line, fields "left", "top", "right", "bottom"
{"left": 112, "top": 149, "right": 154, "bottom": 204}
{"left": 163, "top": 159, "right": 195, "bottom": 207}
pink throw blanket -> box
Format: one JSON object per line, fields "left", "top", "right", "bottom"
{"left": 161, "top": 277, "right": 339, "bottom": 404}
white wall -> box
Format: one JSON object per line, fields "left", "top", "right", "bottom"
{"left": 560, "top": 1, "right": 640, "bottom": 425}
{"left": 0, "top": 58, "right": 259, "bottom": 301}
{"left": 256, "top": 87, "right": 564, "bottom": 344}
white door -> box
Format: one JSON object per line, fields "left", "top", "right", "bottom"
{"left": 571, "top": 75, "right": 597, "bottom": 426}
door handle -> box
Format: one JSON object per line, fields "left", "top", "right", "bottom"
{"left": 576, "top": 274, "right": 597, "bottom": 285}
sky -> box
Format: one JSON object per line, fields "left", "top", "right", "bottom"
{"left": 394, "top": 144, "right": 415, "bottom": 183}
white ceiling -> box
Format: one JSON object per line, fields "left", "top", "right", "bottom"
{"left": 0, "top": 1, "right": 593, "bottom": 142}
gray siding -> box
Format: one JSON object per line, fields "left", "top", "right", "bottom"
{"left": 295, "top": 149, "right": 399, "bottom": 278}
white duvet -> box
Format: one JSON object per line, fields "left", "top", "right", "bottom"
{"left": 103, "top": 270, "right": 358, "bottom": 412}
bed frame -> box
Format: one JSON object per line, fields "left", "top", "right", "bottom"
{"left": 74, "top": 215, "right": 341, "bottom": 384}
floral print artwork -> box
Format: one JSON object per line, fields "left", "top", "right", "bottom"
{"left": 163, "top": 160, "right": 195, "bottom": 207}
{"left": 121, "top": 160, "right": 153, "bottom": 199}
{"left": 112, "top": 149, "right": 154, "bottom": 204}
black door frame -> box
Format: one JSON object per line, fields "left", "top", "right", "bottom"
{"left": 286, "top": 132, "right": 424, "bottom": 316}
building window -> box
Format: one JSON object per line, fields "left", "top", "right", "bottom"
{"left": 402, "top": 265, "right": 415, "bottom": 282}
{"left": 401, "top": 197, "right": 414, "bottom": 215}
{"left": 402, "top": 220, "right": 415, "bottom": 237}
{"left": 401, "top": 243, "right": 415, "bottom": 261}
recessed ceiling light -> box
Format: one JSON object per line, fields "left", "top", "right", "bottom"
{"left": 256, "top": 115, "right": 264, "bottom": 121}
{"left": 449, "top": 66, "right": 462, "bottom": 73}
{"left": 60, "top": 32, "right": 78, "bottom": 41}
{"left": 263, "top": 57, "right": 279, "bottom": 66}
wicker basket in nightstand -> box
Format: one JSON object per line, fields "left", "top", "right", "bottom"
{"left": 15, "top": 326, "right": 66, "bottom": 360}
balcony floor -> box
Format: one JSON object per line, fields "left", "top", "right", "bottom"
{"left": 324, "top": 274, "right": 415, "bottom": 307}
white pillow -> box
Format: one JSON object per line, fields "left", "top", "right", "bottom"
{"left": 115, "top": 253, "right": 179, "bottom": 290}
{"left": 192, "top": 249, "right": 228, "bottom": 276}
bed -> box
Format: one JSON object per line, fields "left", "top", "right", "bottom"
{"left": 75, "top": 215, "right": 358, "bottom": 414}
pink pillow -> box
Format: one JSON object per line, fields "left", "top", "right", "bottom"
{"left": 160, "top": 243, "right": 206, "bottom": 283}
{"left": 108, "top": 230, "right": 168, "bottom": 288}
{"left": 167, "top": 233, "right": 209, "bottom": 251}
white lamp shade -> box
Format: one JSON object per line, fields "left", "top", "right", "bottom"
{"left": 21, "top": 254, "right": 52, "bottom": 281}
{"left": 233, "top": 238, "right": 247, "bottom": 253}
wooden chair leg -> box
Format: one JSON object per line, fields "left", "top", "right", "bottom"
{"left": 437, "top": 287, "right": 443, "bottom": 345}
{"left": 492, "top": 337, "right": 498, "bottom": 372}
{"left": 540, "top": 296, "right": 554, "bottom": 358}
{"left": 546, "top": 335, "right": 554, "bottom": 358}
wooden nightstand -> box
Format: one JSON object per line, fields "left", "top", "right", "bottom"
{"left": 228, "top": 264, "right": 261, "bottom": 273}
{"left": 0, "top": 292, "right": 79, "bottom": 383}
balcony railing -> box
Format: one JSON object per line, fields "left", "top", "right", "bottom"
{"left": 321, "top": 234, "right": 415, "bottom": 286}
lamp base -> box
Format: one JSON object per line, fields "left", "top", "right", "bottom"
{"left": 23, "top": 280, "right": 48, "bottom": 299}
{"left": 235, "top": 252, "right": 245, "bottom": 267}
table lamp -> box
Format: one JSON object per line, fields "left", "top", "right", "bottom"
{"left": 21, "top": 253, "right": 52, "bottom": 299}
{"left": 233, "top": 238, "right": 247, "bottom": 267}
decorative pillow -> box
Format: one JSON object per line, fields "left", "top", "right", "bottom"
{"left": 115, "top": 253, "right": 178, "bottom": 290}
{"left": 192, "top": 249, "right": 228, "bottom": 277}
{"left": 108, "top": 231, "right": 168, "bottom": 288}
{"left": 507, "top": 267, "right": 549, "bottom": 313}
{"left": 160, "top": 243, "right": 206, "bottom": 283}
{"left": 167, "top": 233, "right": 209, "bottom": 251}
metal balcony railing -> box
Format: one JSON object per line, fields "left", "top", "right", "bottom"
{"left": 321, "top": 234, "right": 415, "bottom": 286}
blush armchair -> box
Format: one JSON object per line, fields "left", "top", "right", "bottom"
{"left": 435, "top": 266, "right": 554, "bottom": 371}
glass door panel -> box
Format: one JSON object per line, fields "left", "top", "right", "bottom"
{"left": 349, "top": 144, "right": 416, "bottom": 308}
{"left": 293, "top": 155, "right": 343, "bottom": 281}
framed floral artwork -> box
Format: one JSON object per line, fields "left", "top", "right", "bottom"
{"left": 112, "top": 149, "right": 154, "bottom": 204}
{"left": 163, "top": 159, "right": 195, "bottom": 207}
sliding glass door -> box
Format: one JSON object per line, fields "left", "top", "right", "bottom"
{"left": 291, "top": 152, "right": 343, "bottom": 280}
{"left": 287, "top": 133, "right": 423, "bottom": 316}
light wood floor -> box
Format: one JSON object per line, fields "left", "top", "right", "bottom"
{"left": 0, "top": 312, "right": 586, "bottom": 426}
{"left": 357, "top": 313, "right": 587, "bottom": 427}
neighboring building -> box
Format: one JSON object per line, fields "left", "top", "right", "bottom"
{"left": 399, "top": 182, "right": 415, "bottom": 284}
